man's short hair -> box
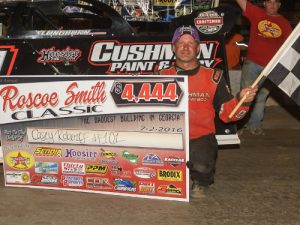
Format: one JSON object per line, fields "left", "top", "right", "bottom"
{"left": 172, "top": 26, "right": 200, "bottom": 44}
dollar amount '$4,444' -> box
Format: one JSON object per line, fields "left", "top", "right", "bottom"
{"left": 121, "top": 82, "right": 178, "bottom": 103}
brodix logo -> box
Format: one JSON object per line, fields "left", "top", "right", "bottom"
{"left": 88, "top": 40, "right": 221, "bottom": 74}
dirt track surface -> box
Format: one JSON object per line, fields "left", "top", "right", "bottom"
{"left": 0, "top": 106, "right": 299, "bottom": 225}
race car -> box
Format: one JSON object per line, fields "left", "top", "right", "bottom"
{"left": 0, "top": 0, "right": 240, "bottom": 76}
{"left": 0, "top": 0, "right": 242, "bottom": 145}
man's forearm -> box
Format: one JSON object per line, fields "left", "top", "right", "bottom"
{"left": 235, "top": 0, "right": 247, "bottom": 11}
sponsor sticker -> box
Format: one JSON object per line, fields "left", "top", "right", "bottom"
{"left": 158, "top": 169, "right": 182, "bottom": 181}
{"left": 164, "top": 157, "right": 184, "bottom": 167}
{"left": 34, "top": 147, "right": 62, "bottom": 157}
{"left": 114, "top": 178, "right": 137, "bottom": 192}
{"left": 31, "top": 174, "right": 58, "bottom": 185}
{"left": 122, "top": 150, "right": 138, "bottom": 164}
{"left": 86, "top": 164, "right": 108, "bottom": 174}
{"left": 35, "top": 162, "right": 58, "bottom": 174}
{"left": 100, "top": 149, "right": 118, "bottom": 164}
{"left": 65, "top": 148, "right": 98, "bottom": 160}
{"left": 100, "top": 149, "right": 117, "bottom": 158}
{"left": 157, "top": 184, "right": 182, "bottom": 195}
{"left": 62, "top": 162, "right": 85, "bottom": 175}
{"left": 86, "top": 177, "right": 113, "bottom": 189}
{"left": 235, "top": 110, "right": 247, "bottom": 119}
{"left": 194, "top": 11, "right": 223, "bottom": 34}
{"left": 142, "top": 153, "right": 163, "bottom": 166}
{"left": 5, "top": 151, "right": 35, "bottom": 170}
{"left": 37, "top": 46, "right": 82, "bottom": 64}
{"left": 6, "top": 171, "right": 30, "bottom": 184}
{"left": 61, "top": 175, "right": 84, "bottom": 187}
{"left": 110, "top": 165, "right": 132, "bottom": 177}
{"left": 139, "top": 182, "right": 155, "bottom": 194}
{"left": 133, "top": 167, "right": 156, "bottom": 179}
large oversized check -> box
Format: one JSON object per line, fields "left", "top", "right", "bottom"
{"left": 0, "top": 76, "right": 190, "bottom": 201}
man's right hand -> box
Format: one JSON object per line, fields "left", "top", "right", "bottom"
{"left": 239, "top": 86, "right": 258, "bottom": 103}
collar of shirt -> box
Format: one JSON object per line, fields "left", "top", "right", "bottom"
{"left": 175, "top": 64, "right": 200, "bottom": 76}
